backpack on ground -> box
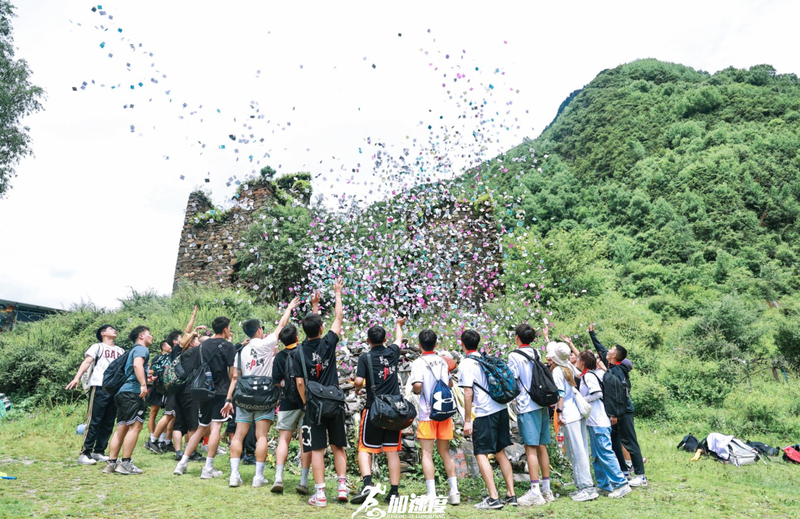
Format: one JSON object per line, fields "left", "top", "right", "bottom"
{"left": 468, "top": 353, "right": 520, "bottom": 405}
{"left": 728, "top": 438, "right": 759, "bottom": 467}
{"left": 678, "top": 433, "right": 700, "bottom": 453}
{"left": 151, "top": 353, "right": 173, "bottom": 394}
{"left": 101, "top": 350, "right": 133, "bottom": 396}
{"left": 189, "top": 343, "right": 221, "bottom": 403}
{"left": 746, "top": 440, "right": 780, "bottom": 458}
{"left": 783, "top": 445, "right": 800, "bottom": 464}
{"left": 233, "top": 350, "right": 280, "bottom": 412}
{"left": 162, "top": 355, "right": 190, "bottom": 395}
{"left": 511, "top": 349, "right": 559, "bottom": 407}
{"left": 364, "top": 352, "right": 417, "bottom": 431}
{"left": 298, "top": 345, "right": 345, "bottom": 426}
{"left": 420, "top": 356, "right": 457, "bottom": 421}
{"left": 279, "top": 349, "right": 302, "bottom": 407}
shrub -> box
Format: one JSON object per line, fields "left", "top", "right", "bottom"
{"left": 631, "top": 374, "right": 669, "bottom": 418}
{"left": 774, "top": 318, "right": 800, "bottom": 368}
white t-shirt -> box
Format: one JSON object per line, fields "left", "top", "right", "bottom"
{"left": 580, "top": 370, "right": 611, "bottom": 428}
{"left": 507, "top": 347, "right": 542, "bottom": 415}
{"left": 552, "top": 366, "right": 581, "bottom": 424}
{"left": 84, "top": 343, "right": 125, "bottom": 387}
{"left": 458, "top": 354, "right": 506, "bottom": 418}
{"left": 237, "top": 334, "right": 279, "bottom": 378}
{"left": 409, "top": 353, "right": 450, "bottom": 422}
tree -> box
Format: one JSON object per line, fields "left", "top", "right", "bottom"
{"left": 0, "top": 1, "right": 44, "bottom": 198}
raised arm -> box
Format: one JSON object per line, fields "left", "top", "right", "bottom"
{"left": 394, "top": 316, "right": 407, "bottom": 345}
{"left": 560, "top": 335, "right": 581, "bottom": 358}
{"left": 184, "top": 306, "right": 199, "bottom": 335}
{"left": 273, "top": 297, "right": 301, "bottom": 337}
{"left": 311, "top": 290, "right": 320, "bottom": 315}
{"left": 330, "top": 277, "right": 344, "bottom": 336}
{"left": 588, "top": 322, "right": 609, "bottom": 365}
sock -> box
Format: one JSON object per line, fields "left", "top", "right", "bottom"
{"left": 122, "top": 458, "right": 131, "bottom": 463}
{"left": 315, "top": 483, "right": 326, "bottom": 498}
{"left": 300, "top": 468, "right": 310, "bottom": 486}
{"left": 390, "top": 485, "right": 399, "bottom": 495}
{"left": 159, "top": 433, "right": 168, "bottom": 441}
{"left": 426, "top": 479, "right": 436, "bottom": 496}
{"left": 363, "top": 475, "right": 374, "bottom": 488}
{"left": 448, "top": 476, "right": 458, "bottom": 494}
{"left": 180, "top": 455, "right": 189, "bottom": 465}
{"left": 255, "top": 462, "right": 265, "bottom": 479}
{"left": 275, "top": 464, "right": 284, "bottom": 482}
{"left": 108, "top": 459, "right": 118, "bottom": 464}
{"left": 205, "top": 457, "right": 215, "bottom": 470}
{"left": 230, "top": 457, "right": 240, "bottom": 476}
{"left": 149, "top": 435, "right": 157, "bottom": 442}
{"left": 542, "top": 477, "right": 551, "bottom": 493}
{"left": 531, "top": 479, "right": 540, "bottom": 494}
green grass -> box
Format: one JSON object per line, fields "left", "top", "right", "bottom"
{"left": 0, "top": 405, "right": 798, "bottom": 519}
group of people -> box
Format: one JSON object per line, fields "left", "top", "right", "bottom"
{"left": 67, "top": 279, "right": 647, "bottom": 509}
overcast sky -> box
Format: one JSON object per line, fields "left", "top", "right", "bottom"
{"left": 1, "top": 0, "right": 798, "bottom": 310}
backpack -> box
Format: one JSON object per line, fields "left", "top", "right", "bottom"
{"left": 189, "top": 343, "right": 221, "bottom": 403}
{"left": 279, "top": 348, "right": 302, "bottom": 407}
{"left": 364, "top": 352, "right": 417, "bottom": 431}
{"left": 101, "top": 350, "right": 133, "bottom": 396}
{"left": 783, "top": 445, "right": 800, "bottom": 464}
{"left": 590, "top": 369, "right": 628, "bottom": 418}
{"left": 746, "top": 440, "right": 780, "bottom": 458}
{"left": 468, "top": 353, "right": 520, "bottom": 404}
{"left": 511, "top": 349, "right": 559, "bottom": 407}
{"left": 728, "top": 438, "right": 759, "bottom": 467}
{"left": 162, "top": 355, "right": 190, "bottom": 395}
{"left": 233, "top": 350, "right": 280, "bottom": 412}
{"left": 298, "top": 344, "right": 345, "bottom": 426}
{"left": 151, "top": 354, "right": 173, "bottom": 394}
{"left": 420, "top": 356, "right": 457, "bottom": 422}
{"left": 678, "top": 433, "right": 700, "bottom": 453}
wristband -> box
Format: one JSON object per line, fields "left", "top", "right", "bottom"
{"left": 555, "top": 409, "right": 562, "bottom": 413}
{"left": 225, "top": 399, "right": 232, "bottom": 403}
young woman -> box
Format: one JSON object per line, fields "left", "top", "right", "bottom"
{"left": 546, "top": 341, "right": 598, "bottom": 502}
{"left": 577, "top": 351, "right": 632, "bottom": 498}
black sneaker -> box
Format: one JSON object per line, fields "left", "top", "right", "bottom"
{"left": 144, "top": 440, "right": 162, "bottom": 454}
{"left": 189, "top": 452, "right": 206, "bottom": 462}
{"left": 503, "top": 495, "right": 518, "bottom": 506}
{"left": 160, "top": 442, "right": 176, "bottom": 453}
{"left": 242, "top": 453, "right": 256, "bottom": 465}
{"left": 384, "top": 492, "right": 400, "bottom": 505}
{"left": 350, "top": 486, "right": 373, "bottom": 506}
{"left": 174, "top": 450, "right": 183, "bottom": 462}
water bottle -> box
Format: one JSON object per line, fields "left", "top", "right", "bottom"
{"left": 556, "top": 431, "right": 565, "bottom": 453}
{"left": 205, "top": 371, "right": 213, "bottom": 391}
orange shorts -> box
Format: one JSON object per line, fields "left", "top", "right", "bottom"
{"left": 358, "top": 408, "right": 402, "bottom": 453}
{"left": 416, "top": 418, "right": 454, "bottom": 441}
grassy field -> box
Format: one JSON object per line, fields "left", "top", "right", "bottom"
{"left": 0, "top": 404, "right": 798, "bottom": 519}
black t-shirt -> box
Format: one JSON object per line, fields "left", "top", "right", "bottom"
{"left": 291, "top": 330, "right": 340, "bottom": 387}
{"left": 180, "top": 338, "right": 236, "bottom": 396}
{"left": 273, "top": 346, "right": 301, "bottom": 411}
{"left": 356, "top": 344, "right": 401, "bottom": 406}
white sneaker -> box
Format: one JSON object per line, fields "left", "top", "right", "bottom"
{"left": 77, "top": 454, "right": 97, "bottom": 465}
{"left": 571, "top": 488, "right": 599, "bottom": 502}
{"left": 229, "top": 474, "right": 242, "bottom": 487}
{"left": 201, "top": 467, "right": 223, "bottom": 479}
{"left": 517, "top": 490, "right": 547, "bottom": 506}
{"left": 90, "top": 453, "right": 109, "bottom": 462}
{"left": 629, "top": 475, "right": 648, "bottom": 487}
{"left": 253, "top": 475, "right": 269, "bottom": 488}
{"left": 608, "top": 484, "right": 632, "bottom": 498}
{"left": 542, "top": 490, "right": 555, "bottom": 503}
{"left": 447, "top": 492, "right": 461, "bottom": 506}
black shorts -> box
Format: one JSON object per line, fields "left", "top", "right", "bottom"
{"left": 173, "top": 392, "right": 199, "bottom": 434}
{"left": 164, "top": 395, "right": 177, "bottom": 416}
{"left": 115, "top": 392, "right": 147, "bottom": 425}
{"left": 302, "top": 409, "right": 347, "bottom": 451}
{"left": 148, "top": 387, "right": 166, "bottom": 407}
{"left": 473, "top": 407, "right": 512, "bottom": 455}
{"left": 198, "top": 395, "right": 227, "bottom": 427}
{"left": 358, "top": 408, "right": 401, "bottom": 453}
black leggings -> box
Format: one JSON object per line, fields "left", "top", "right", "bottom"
{"left": 610, "top": 412, "right": 645, "bottom": 475}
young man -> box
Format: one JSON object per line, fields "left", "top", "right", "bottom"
{"left": 507, "top": 323, "right": 554, "bottom": 506}
{"left": 270, "top": 291, "right": 319, "bottom": 494}
{"left": 293, "top": 278, "right": 347, "bottom": 508}
{"left": 173, "top": 316, "right": 236, "bottom": 479}
{"left": 166, "top": 329, "right": 205, "bottom": 462}
{"left": 589, "top": 323, "right": 646, "bottom": 487}
{"left": 459, "top": 330, "right": 516, "bottom": 510}
{"left": 144, "top": 339, "right": 173, "bottom": 454}
{"left": 407, "top": 329, "right": 460, "bottom": 506}
{"left": 350, "top": 317, "right": 407, "bottom": 505}
{"left": 65, "top": 324, "right": 124, "bottom": 466}
{"left": 223, "top": 297, "right": 301, "bottom": 488}
{"left": 102, "top": 326, "right": 152, "bottom": 475}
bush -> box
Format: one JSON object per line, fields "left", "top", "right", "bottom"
{"left": 774, "top": 318, "right": 800, "bottom": 368}
{"left": 688, "top": 294, "right": 764, "bottom": 360}
{"left": 631, "top": 374, "right": 669, "bottom": 418}
{"left": 658, "top": 357, "right": 737, "bottom": 407}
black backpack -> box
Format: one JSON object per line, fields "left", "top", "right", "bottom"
{"left": 365, "top": 352, "right": 417, "bottom": 431}
{"left": 511, "top": 349, "right": 559, "bottom": 407}
{"left": 233, "top": 350, "right": 280, "bottom": 412}
{"left": 678, "top": 433, "right": 700, "bottom": 453}
{"left": 297, "top": 344, "right": 345, "bottom": 426}
{"left": 189, "top": 343, "right": 221, "bottom": 403}
{"left": 280, "top": 349, "right": 302, "bottom": 407}
{"left": 587, "top": 370, "right": 628, "bottom": 418}
{"left": 746, "top": 440, "right": 780, "bottom": 458}
{"left": 101, "top": 349, "right": 133, "bottom": 396}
